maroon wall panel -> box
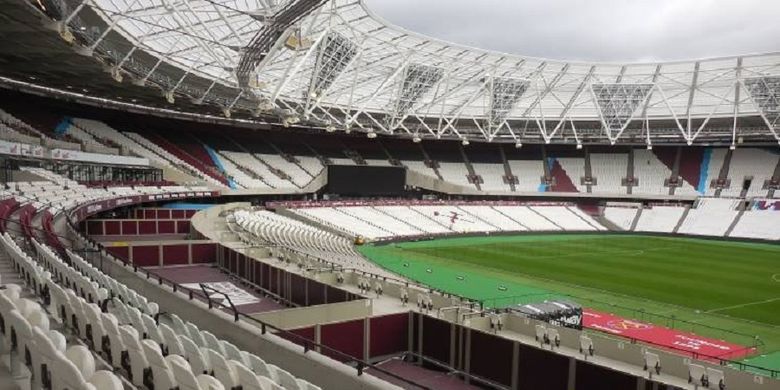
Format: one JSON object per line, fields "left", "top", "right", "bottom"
{"left": 143, "top": 209, "right": 155, "bottom": 219}
{"left": 237, "top": 254, "right": 247, "bottom": 278}
{"left": 422, "top": 316, "right": 451, "bottom": 365}
{"left": 307, "top": 280, "right": 325, "bottom": 306}
{"left": 369, "top": 313, "right": 409, "bottom": 358}
{"left": 157, "top": 209, "right": 171, "bottom": 219}
{"left": 228, "top": 250, "right": 237, "bottom": 273}
{"left": 186, "top": 210, "right": 197, "bottom": 218}
{"left": 470, "top": 330, "right": 514, "bottom": 386}
{"left": 162, "top": 244, "right": 189, "bottom": 266}
{"left": 104, "top": 221, "right": 121, "bottom": 235}
{"left": 290, "top": 274, "right": 307, "bottom": 306}
{"left": 259, "top": 263, "right": 270, "bottom": 290}
{"left": 575, "top": 361, "right": 636, "bottom": 390}
{"left": 132, "top": 246, "right": 160, "bottom": 267}
{"left": 325, "top": 286, "right": 347, "bottom": 304}
{"left": 191, "top": 243, "right": 216, "bottom": 264}
{"left": 517, "top": 344, "right": 569, "bottom": 390}
{"left": 321, "top": 319, "right": 364, "bottom": 362}
{"left": 176, "top": 220, "right": 191, "bottom": 233}
{"left": 269, "top": 267, "right": 279, "bottom": 295}
{"left": 139, "top": 221, "right": 156, "bottom": 235}
{"left": 87, "top": 220, "right": 103, "bottom": 235}
{"left": 121, "top": 221, "right": 138, "bottom": 235}
{"left": 279, "top": 326, "right": 316, "bottom": 348}
{"left": 105, "top": 246, "right": 129, "bottom": 262}
{"left": 279, "top": 269, "right": 289, "bottom": 300}
{"left": 412, "top": 313, "right": 420, "bottom": 354}
{"left": 252, "top": 262, "right": 262, "bottom": 286}
{"left": 172, "top": 210, "right": 186, "bottom": 219}
{"left": 158, "top": 220, "right": 175, "bottom": 234}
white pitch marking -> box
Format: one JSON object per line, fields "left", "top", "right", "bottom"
{"left": 704, "top": 297, "right": 780, "bottom": 314}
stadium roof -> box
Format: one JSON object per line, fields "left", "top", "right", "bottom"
{"left": 4, "top": 0, "right": 780, "bottom": 145}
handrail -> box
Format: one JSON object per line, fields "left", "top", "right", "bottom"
{"left": 200, "top": 283, "right": 240, "bottom": 322}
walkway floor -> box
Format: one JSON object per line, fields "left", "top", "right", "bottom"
{"left": 367, "top": 358, "right": 482, "bottom": 390}
{"left": 147, "top": 264, "right": 286, "bottom": 315}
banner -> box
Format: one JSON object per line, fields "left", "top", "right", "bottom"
{"left": 50, "top": 148, "right": 149, "bottom": 166}
{"left": 0, "top": 140, "right": 45, "bottom": 157}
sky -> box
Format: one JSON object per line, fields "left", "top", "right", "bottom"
{"left": 364, "top": 0, "right": 780, "bottom": 62}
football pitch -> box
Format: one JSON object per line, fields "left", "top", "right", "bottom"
{"left": 358, "top": 234, "right": 780, "bottom": 369}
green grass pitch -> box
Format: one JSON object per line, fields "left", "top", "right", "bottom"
{"left": 358, "top": 234, "right": 780, "bottom": 368}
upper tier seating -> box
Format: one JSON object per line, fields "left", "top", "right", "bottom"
{"left": 633, "top": 150, "right": 672, "bottom": 195}
{"left": 555, "top": 158, "right": 586, "bottom": 192}
{"left": 436, "top": 163, "right": 472, "bottom": 187}
{"left": 590, "top": 153, "right": 627, "bottom": 194}
{"left": 507, "top": 161, "right": 544, "bottom": 192}
{"left": 260, "top": 154, "right": 314, "bottom": 187}
{"left": 720, "top": 149, "right": 779, "bottom": 198}
{"left": 127, "top": 132, "right": 226, "bottom": 187}
{"left": 702, "top": 148, "right": 727, "bottom": 196}
{"left": 402, "top": 160, "right": 439, "bottom": 179}
{"left": 62, "top": 122, "right": 119, "bottom": 155}
{"left": 3, "top": 98, "right": 776, "bottom": 199}
{"left": 216, "top": 153, "right": 271, "bottom": 189}
{"left": 221, "top": 151, "right": 295, "bottom": 189}
{"left": 472, "top": 163, "right": 511, "bottom": 192}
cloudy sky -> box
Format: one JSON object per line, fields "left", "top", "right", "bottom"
{"left": 364, "top": 0, "right": 780, "bottom": 62}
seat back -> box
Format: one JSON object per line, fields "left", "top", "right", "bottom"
{"left": 8, "top": 309, "right": 32, "bottom": 358}
{"left": 248, "top": 354, "right": 276, "bottom": 382}
{"left": 119, "top": 325, "right": 148, "bottom": 385}
{"left": 52, "top": 352, "right": 92, "bottom": 390}
{"left": 0, "top": 292, "right": 16, "bottom": 346}
{"left": 142, "top": 313, "right": 163, "bottom": 344}
{"left": 186, "top": 322, "right": 205, "bottom": 346}
{"left": 31, "top": 327, "right": 61, "bottom": 390}
{"left": 169, "top": 313, "right": 187, "bottom": 336}
{"left": 160, "top": 323, "right": 185, "bottom": 356}
{"left": 298, "top": 380, "right": 322, "bottom": 390}
{"left": 207, "top": 348, "right": 239, "bottom": 389}
{"left": 196, "top": 374, "right": 227, "bottom": 390}
{"left": 258, "top": 375, "right": 284, "bottom": 390}
{"left": 64, "top": 345, "right": 96, "bottom": 382}
{"left": 83, "top": 303, "right": 103, "bottom": 346}
{"left": 221, "top": 341, "right": 247, "bottom": 365}
{"left": 271, "top": 365, "right": 301, "bottom": 390}
{"left": 202, "top": 331, "right": 224, "bottom": 354}
{"left": 101, "top": 312, "right": 125, "bottom": 367}
{"left": 180, "top": 334, "right": 210, "bottom": 374}
{"left": 141, "top": 339, "right": 177, "bottom": 390}
{"left": 233, "top": 361, "right": 266, "bottom": 390}
{"left": 170, "top": 356, "right": 202, "bottom": 390}
{"left": 47, "top": 282, "right": 69, "bottom": 323}
{"left": 87, "top": 370, "right": 124, "bottom": 390}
